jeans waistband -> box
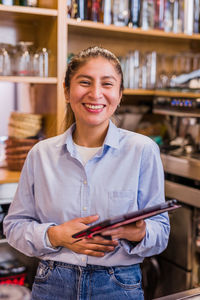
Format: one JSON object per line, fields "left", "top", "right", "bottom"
{"left": 42, "top": 260, "right": 140, "bottom": 272}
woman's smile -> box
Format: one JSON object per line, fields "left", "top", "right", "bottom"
{"left": 83, "top": 103, "right": 106, "bottom": 113}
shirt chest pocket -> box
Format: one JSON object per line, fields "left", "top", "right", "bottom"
{"left": 108, "top": 190, "right": 135, "bottom": 218}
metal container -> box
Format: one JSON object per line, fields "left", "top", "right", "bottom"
{"left": 0, "top": 284, "right": 31, "bottom": 300}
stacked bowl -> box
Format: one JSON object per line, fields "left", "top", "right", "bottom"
{"left": 5, "top": 112, "right": 43, "bottom": 171}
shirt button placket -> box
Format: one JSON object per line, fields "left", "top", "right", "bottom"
{"left": 81, "top": 178, "right": 89, "bottom": 217}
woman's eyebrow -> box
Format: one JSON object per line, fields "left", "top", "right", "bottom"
{"left": 76, "top": 75, "right": 92, "bottom": 79}
{"left": 102, "top": 76, "right": 117, "bottom": 81}
{"left": 76, "top": 74, "right": 117, "bottom": 81}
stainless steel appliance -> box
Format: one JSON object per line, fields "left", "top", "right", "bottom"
{"left": 153, "top": 154, "right": 200, "bottom": 298}
{"left": 144, "top": 96, "right": 200, "bottom": 299}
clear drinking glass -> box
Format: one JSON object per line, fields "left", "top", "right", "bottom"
{"left": 157, "top": 54, "right": 169, "bottom": 88}
{"left": 169, "top": 54, "right": 180, "bottom": 87}
{"left": 140, "top": 0, "right": 155, "bottom": 30}
{"left": 15, "top": 41, "right": 33, "bottom": 76}
{"left": 146, "top": 51, "right": 157, "bottom": 89}
{"left": 0, "top": 43, "right": 12, "bottom": 76}
{"left": 38, "top": 48, "right": 49, "bottom": 77}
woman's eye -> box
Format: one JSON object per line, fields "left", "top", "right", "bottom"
{"left": 80, "top": 81, "right": 90, "bottom": 85}
{"left": 103, "top": 82, "right": 113, "bottom": 87}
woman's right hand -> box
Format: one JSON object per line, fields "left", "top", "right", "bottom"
{"left": 47, "top": 215, "right": 118, "bottom": 257}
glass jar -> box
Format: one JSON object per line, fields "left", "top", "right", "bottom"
{"left": 15, "top": 41, "right": 33, "bottom": 76}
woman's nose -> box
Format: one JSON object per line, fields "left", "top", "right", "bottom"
{"left": 89, "top": 84, "right": 103, "bottom": 99}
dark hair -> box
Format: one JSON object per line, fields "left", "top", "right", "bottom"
{"left": 64, "top": 46, "right": 124, "bottom": 129}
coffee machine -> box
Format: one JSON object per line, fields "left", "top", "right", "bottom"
{"left": 145, "top": 96, "right": 200, "bottom": 298}
{"left": 153, "top": 96, "right": 200, "bottom": 157}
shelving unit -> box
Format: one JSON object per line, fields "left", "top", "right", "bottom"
{"left": 0, "top": 0, "right": 67, "bottom": 137}
{"left": 0, "top": 1, "right": 67, "bottom": 285}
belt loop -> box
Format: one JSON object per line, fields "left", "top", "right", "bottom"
{"left": 48, "top": 260, "right": 54, "bottom": 269}
{"left": 108, "top": 267, "right": 114, "bottom": 275}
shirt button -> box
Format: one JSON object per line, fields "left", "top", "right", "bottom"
{"left": 82, "top": 257, "right": 86, "bottom": 262}
{"left": 83, "top": 207, "right": 87, "bottom": 211}
{"left": 83, "top": 180, "right": 87, "bottom": 185}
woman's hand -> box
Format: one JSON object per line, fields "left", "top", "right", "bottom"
{"left": 47, "top": 215, "right": 118, "bottom": 257}
{"left": 101, "top": 220, "right": 146, "bottom": 243}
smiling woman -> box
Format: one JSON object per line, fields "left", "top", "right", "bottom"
{"left": 3, "top": 46, "right": 170, "bottom": 300}
{"left": 65, "top": 56, "right": 122, "bottom": 147}
{"left": 64, "top": 46, "right": 123, "bottom": 147}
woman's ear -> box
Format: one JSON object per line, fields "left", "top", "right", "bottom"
{"left": 63, "top": 82, "right": 70, "bottom": 103}
{"left": 118, "top": 91, "right": 122, "bottom": 105}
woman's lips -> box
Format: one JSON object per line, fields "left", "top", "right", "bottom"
{"left": 83, "top": 103, "right": 105, "bottom": 113}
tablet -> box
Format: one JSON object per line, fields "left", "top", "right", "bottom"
{"left": 72, "top": 199, "right": 181, "bottom": 239}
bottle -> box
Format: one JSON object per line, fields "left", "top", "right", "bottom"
{"left": 194, "top": 0, "right": 200, "bottom": 33}
{"left": 71, "top": 0, "right": 79, "bottom": 19}
{"left": 2, "top": 0, "right": 13, "bottom": 4}
{"left": 128, "top": 0, "right": 141, "bottom": 28}
{"left": 67, "top": 0, "right": 72, "bottom": 18}
{"left": 184, "top": 0, "right": 194, "bottom": 35}
{"left": 78, "top": 0, "right": 88, "bottom": 20}
{"left": 102, "top": 0, "right": 112, "bottom": 25}
{"left": 87, "top": 0, "right": 92, "bottom": 20}
{"left": 113, "top": 0, "right": 129, "bottom": 26}
{"left": 140, "top": 0, "right": 154, "bottom": 30}
{"left": 173, "top": 0, "right": 183, "bottom": 33}
{"left": 164, "top": 0, "right": 173, "bottom": 32}
{"left": 154, "top": 0, "right": 165, "bottom": 30}
{"left": 91, "top": 0, "right": 103, "bottom": 22}
{"left": 19, "top": 0, "right": 38, "bottom": 6}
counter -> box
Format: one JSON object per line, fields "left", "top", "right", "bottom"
{"left": 154, "top": 287, "right": 200, "bottom": 300}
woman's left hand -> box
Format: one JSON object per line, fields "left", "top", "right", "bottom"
{"left": 101, "top": 220, "right": 146, "bottom": 242}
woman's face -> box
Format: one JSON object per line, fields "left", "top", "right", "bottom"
{"left": 66, "top": 57, "right": 122, "bottom": 130}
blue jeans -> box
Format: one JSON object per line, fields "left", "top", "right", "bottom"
{"left": 31, "top": 260, "right": 144, "bottom": 300}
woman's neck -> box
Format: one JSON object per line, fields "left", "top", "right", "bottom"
{"left": 73, "top": 122, "right": 109, "bottom": 147}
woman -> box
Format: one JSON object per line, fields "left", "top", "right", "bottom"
{"left": 4, "top": 46, "right": 170, "bottom": 300}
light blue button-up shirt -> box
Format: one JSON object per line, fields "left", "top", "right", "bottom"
{"left": 3, "top": 120, "right": 170, "bottom": 266}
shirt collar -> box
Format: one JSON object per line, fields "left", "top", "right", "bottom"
{"left": 103, "top": 120, "right": 120, "bottom": 149}
{"left": 56, "top": 120, "right": 120, "bottom": 151}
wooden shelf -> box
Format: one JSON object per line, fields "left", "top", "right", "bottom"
{"left": 0, "top": 168, "right": 20, "bottom": 184}
{"left": 67, "top": 18, "right": 200, "bottom": 42}
{"left": 0, "top": 4, "right": 57, "bottom": 20}
{"left": 153, "top": 109, "right": 200, "bottom": 117}
{"left": 123, "top": 89, "right": 200, "bottom": 98}
{"left": 0, "top": 76, "right": 57, "bottom": 84}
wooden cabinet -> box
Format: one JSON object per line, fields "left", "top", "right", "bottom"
{"left": 0, "top": 0, "right": 67, "bottom": 138}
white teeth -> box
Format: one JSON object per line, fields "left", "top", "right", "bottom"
{"left": 84, "top": 104, "right": 104, "bottom": 109}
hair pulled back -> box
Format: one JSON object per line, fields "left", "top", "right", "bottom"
{"left": 64, "top": 46, "right": 124, "bottom": 130}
